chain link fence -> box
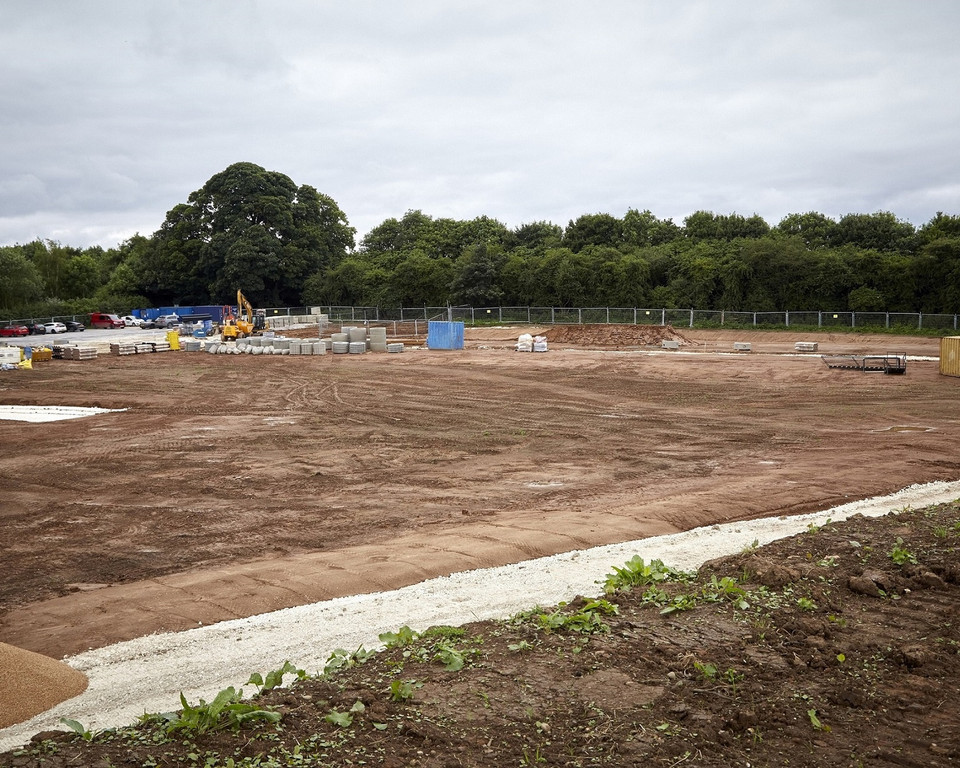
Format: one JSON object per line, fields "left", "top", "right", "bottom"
{"left": 296, "top": 306, "right": 958, "bottom": 332}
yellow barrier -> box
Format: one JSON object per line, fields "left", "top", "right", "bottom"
{"left": 166, "top": 330, "right": 181, "bottom": 351}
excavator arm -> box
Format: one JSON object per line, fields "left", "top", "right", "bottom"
{"left": 237, "top": 290, "right": 254, "bottom": 324}
{"left": 235, "top": 290, "right": 267, "bottom": 336}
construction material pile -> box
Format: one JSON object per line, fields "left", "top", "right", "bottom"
{"left": 543, "top": 324, "right": 690, "bottom": 348}
{"left": 109, "top": 341, "right": 170, "bottom": 356}
{"left": 515, "top": 333, "right": 548, "bottom": 352}
{"left": 189, "top": 326, "right": 404, "bottom": 356}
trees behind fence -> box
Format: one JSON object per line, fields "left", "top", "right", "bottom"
{"left": 272, "top": 306, "right": 959, "bottom": 332}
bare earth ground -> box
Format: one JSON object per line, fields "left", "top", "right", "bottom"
{"left": 1, "top": 326, "right": 959, "bottom": 765}
{"left": 4, "top": 502, "right": 960, "bottom": 767}
{"left": 0, "top": 327, "right": 955, "bottom": 659}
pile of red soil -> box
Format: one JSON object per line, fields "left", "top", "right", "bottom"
{"left": 544, "top": 323, "right": 691, "bottom": 347}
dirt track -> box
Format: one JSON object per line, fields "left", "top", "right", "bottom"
{"left": 0, "top": 327, "right": 956, "bottom": 659}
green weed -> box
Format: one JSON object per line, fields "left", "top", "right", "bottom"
{"left": 379, "top": 625, "right": 419, "bottom": 648}
{"left": 796, "top": 597, "right": 817, "bottom": 612}
{"left": 59, "top": 717, "right": 95, "bottom": 742}
{"left": 889, "top": 537, "right": 918, "bottom": 565}
{"left": 534, "top": 599, "right": 619, "bottom": 635}
{"left": 388, "top": 679, "right": 421, "bottom": 702}
{"left": 323, "top": 646, "right": 374, "bottom": 676}
{"left": 246, "top": 660, "right": 306, "bottom": 693}
{"left": 151, "top": 687, "right": 281, "bottom": 736}
{"left": 701, "top": 575, "right": 750, "bottom": 609}
{"left": 659, "top": 593, "right": 699, "bottom": 616}
{"left": 603, "top": 556, "right": 694, "bottom": 594}
{"left": 324, "top": 700, "right": 365, "bottom": 727}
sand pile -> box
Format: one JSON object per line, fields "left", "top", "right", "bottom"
{"left": 0, "top": 643, "right": 88, "bottom": 728}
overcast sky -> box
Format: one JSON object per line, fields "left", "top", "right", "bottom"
{"left": 2, "top": 1, "right": 959, "bottom": 250}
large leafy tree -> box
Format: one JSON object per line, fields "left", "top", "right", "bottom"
{"left": 622, "top": 209, "right": 680, "bottom": 247}
{"left": 775, "top": 212, "right": 836, "bottom": 249}
{"left": 448, "top": 244, "right": 506, "bottom": 306}
{"left": 0, "top": 245, "right": 45, "bottom": 310}
{"left": 831, "top": 212, "right": 916, "bottom": 253}
{"left": 563, "top": 213, "right": 623, "bottom": 252}
{"left": 141, "top": 162, "right": 354, "bottom": 307}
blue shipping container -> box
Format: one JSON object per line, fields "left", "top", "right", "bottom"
{"left": 427, "top": 321, "right": 465, "bottom": 350}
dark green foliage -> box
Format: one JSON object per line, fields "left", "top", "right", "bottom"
{"left": 2, "top": 173, "right": 958, "bottom": 319}
{"left": 141, "top": 162, "right": 355, "bottom": 307}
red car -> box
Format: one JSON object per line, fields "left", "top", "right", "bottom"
{"left": 0, "top": 324, "right": 29, "bottom": 337}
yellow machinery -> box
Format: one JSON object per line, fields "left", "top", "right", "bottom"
{"left": 221, "top": 291, "right": 268, "bottom": 340}
{"left": 236, "top": 289, "right": 268, "bottom": 336}
{"left": 221, "top": 304, "right": 240, "bottom": 340}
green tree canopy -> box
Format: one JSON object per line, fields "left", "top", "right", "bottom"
{"left": 141, "top": 162, "right": 354, "bottom": 307}
{"left": 0, "top": 245, "right": 45, "bottom": 310}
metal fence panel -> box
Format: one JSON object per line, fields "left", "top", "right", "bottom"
{"left": 693, "top": 310, "right": 724, "bottom": 325}
{"left": 888, "top": 313, "right": 919, "bottom": 328}
{"left": 214, "top": 305, "right": 959, "bottom": 332}
{"left": 818, "top": 312, "right": 851, "bottom": 328}
{"left": 922, "top": 313, "right": 958, "bottom": 330}
{"left": 663, "top": 309, "right": 693, "bottom": 327}
{"left": 720, "top": 311, "right": 758, "bottom": 327}
{"left": 787, "top": 311, "right": 820, "bottom": 326}
{"left": 853, "top": 312, "right": 887, "bottom": 328}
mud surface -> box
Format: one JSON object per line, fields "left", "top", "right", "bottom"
{"left": 4, "top": 502, "right": 959, "bottom": 767}
{"left": 0, "top": 327, "right": 956, "bottom": 662}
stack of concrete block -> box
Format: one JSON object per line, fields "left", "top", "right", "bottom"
{"left": 64, "top": 346, "right": 98, "bottom": 360}
{"left": 386, "top": 342, "right": 404, "bottom": 353}
{"left": 110, "top": 342, "right": 138, "bottom": 356}
{"left": 0, "top": 347, "right": 21, "bottom": 364}
{"left": 794, "top": 341, "right": 819, "bottom": 352}
{"left": 368, "top": 327, "right": 388, "bottom": 352}
{"left": 733, "top": 342, "right": 752, "bottom": 352}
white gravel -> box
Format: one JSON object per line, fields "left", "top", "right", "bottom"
{"left": 2, "top": 479, "right": 959, "bottom": 751}
{"left": 0, "top": 406, "right": 127, "bottom": 423}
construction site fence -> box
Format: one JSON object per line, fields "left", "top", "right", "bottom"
{"left": 12, "top": 307, "right": 957, "bottom": 332}
{"left": 271, "top": 306, "right": 960, "bottom": 332}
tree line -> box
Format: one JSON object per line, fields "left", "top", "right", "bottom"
{"left": 2, "top": 162, "right": 959, "bottom": 320}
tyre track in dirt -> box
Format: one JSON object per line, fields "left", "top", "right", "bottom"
{"left": 1, "top": 331, "right": 955, "bottom": 659}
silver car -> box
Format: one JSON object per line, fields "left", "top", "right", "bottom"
{"left": 153, "top": 314, "right": 181, "bottom": 328}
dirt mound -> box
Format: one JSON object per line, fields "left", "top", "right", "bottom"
{"left": 544, "top": 323, "right": 691, "bottom": 347}
{"left": 0, "top": 644, "right": 87, "bottom": 729}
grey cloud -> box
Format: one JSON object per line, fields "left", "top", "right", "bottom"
{"left": 2, "top": 1, "right": 959, "bottom": 248}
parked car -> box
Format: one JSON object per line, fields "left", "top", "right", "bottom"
{"left": 43, "top": 322, "right": 67, "bottom": 334}
{"left": 120, "top": 315, "right": 143, "bottom": 327}
{"left": 139, "top": 317, "right": 156, "bottom": 329}
{"left": 153, "top": 314, "right": 181, "bottom": 328}
{"left": 27, "top": 323, "right": 46, "bottom": 335}
{"left": 0, "top": 324, "right": 29, "bottom": 337}
{"left": 89, "top": 312, "right": 125, "bottom": 329}
{"left": 64, "top": 320, "right": 86, "bottom": 332}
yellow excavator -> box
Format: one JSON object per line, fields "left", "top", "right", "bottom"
{"left": 221, "top": 290, "right": 268, "bottom": 340}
